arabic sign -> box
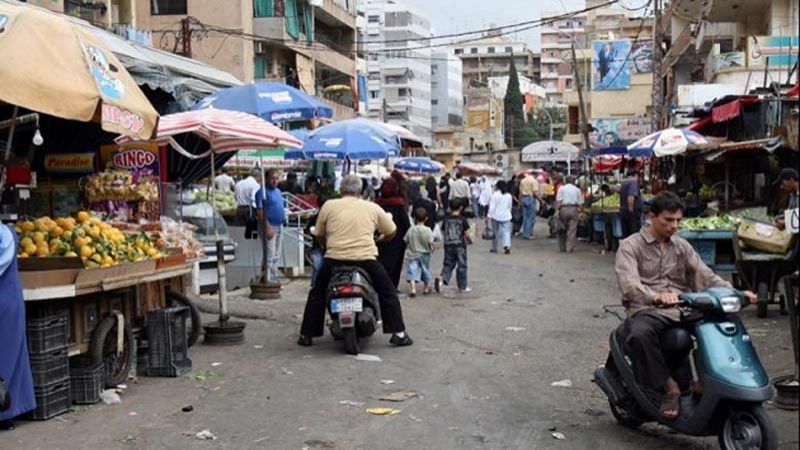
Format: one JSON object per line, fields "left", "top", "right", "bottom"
{"left": 100, "top": 142, "right": 160, "bottom": 175}
{"left": 593, "top": 40, "right": 631, "bottom": 91}
{"left": 43, "top": 153, "right": 95, "bottom": 174}
{"left": 748, "top": 36, "right": 800, "bottom": 67}
{"left": 589, "top": 117, "right": 650, "bottom": 149}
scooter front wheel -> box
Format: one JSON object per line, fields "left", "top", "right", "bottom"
{"left": 609, "top": 400, "right": 645, "bottom": 429}
{"left": 718, "top": 404, "right": 778, "bottom": 450}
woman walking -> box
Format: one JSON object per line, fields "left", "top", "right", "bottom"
{"left": 488, "top": 180, "right": 514, "bottom": 254}
{"left": 377, "top": 172, "right": 412, "bottom": 289}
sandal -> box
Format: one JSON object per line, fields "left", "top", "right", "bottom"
{"left": 659, "top": 392, "right": 680, "bottom": 419}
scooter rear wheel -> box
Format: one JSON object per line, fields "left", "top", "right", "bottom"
{"left": 718, "top": 404, "right": 778, "bottom": 450}
{"left": 609, "top": 400, "right": 645, "bottom": 429}
{"left": 343, "top": 328, "right": 359, "bottom": 355}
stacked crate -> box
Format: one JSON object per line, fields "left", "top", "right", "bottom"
{"left": 26, "top": 310, "right": 71, "bottom": 420}
{"left": 146, "top": 306, "right": 192, "bottom": 377}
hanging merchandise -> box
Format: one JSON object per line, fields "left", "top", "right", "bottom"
{"left": 83, "top": 170, "right": 159, "bottom": 222}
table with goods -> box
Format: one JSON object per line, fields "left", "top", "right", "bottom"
{"left": 677, "top": 214, "right": 737, "bottom": 273}
{"left": 14, "top": 211, "right": 204, "bottom": 420}
{"left": 589, "top": 193, "right": 623, "bottom": 251}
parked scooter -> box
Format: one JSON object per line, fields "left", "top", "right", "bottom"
{"left": 594, "top": 288, "right": 778, "bottom": 449}
{"left": 327, "top": 266, "right": 381, "bottom": 355}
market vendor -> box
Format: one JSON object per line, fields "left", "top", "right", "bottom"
{"left": 774, "top": 168, "right": 799, "bottom": 231}
{"left": 235, "top": 168, "right": 261, "bottom": 236}
{"left": 255, "top": 169, "right": 285, "bottom": 283}
{"left": 0, "top": 225, "right": 36, "bottom": 430}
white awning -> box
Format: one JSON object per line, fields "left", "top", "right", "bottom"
{"left": 521, "top": 141, "right": 580, "bottom": 162}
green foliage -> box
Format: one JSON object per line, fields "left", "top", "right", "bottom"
{"left": 504, "top": 57, "right": 524, "bottom": 147}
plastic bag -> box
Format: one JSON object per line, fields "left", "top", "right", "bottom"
{"left": 432, "top": 223, "right": 443, "bottom": 242}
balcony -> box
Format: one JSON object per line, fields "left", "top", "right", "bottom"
{"left": 320, "top": 97, "right": 356, "bottom": 120}
{"left": 316, "top": 0, "right": 357, "bottom": 30}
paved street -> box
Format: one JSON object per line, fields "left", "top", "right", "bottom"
{"left": 7, "top": 222, "right": 799, "bottom": 449}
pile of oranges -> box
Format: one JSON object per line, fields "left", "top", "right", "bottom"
{"left": 15, "top": 211, "right": 161, "bottom": 268}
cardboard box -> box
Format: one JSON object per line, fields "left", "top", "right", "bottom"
{"left": 737, "top": 218, "right": 796, "bottom": 254}
{"left": 20, "top": 268, "right": 80, "bottom": 289}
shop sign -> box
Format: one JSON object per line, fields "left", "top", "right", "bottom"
{"left": 786, "top": 208, "right": 799, "bottom": 235}
{"left": 101, "top": 143, "right": 159, "bottom": 174}
{"left": 44, "top": 153, "right": 95, "bottom": 174}
{"left": 101, "top": 104, "right": 145, "bottom": 135}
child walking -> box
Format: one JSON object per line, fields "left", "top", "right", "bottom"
{"left": 403, "top": 207, "right": 435, "bottom": 298}
{"left": 436, "top": 198, "right": 472, "bottom": 294}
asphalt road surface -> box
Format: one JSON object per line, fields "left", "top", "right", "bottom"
{"left": 7, "top": 223, "right": 799, "bottom": 449}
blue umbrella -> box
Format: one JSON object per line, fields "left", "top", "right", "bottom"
{"left": 393, "top": 157, "right": 443, "bottom": 174}
{"left": 193, "top": 82, "right": 333, "bottom": 123}
{"left": 286, "top": 119, "right": 400, "bottom": 160}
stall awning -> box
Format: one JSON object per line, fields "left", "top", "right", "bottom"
{"left": 521, "top": 141, "right": 580, "bottom": 162}
{"left": 711, "top": 96, "right": 759, "bottom": 123}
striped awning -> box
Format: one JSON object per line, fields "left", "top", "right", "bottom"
{"left": 115, "top": 108, "right": 302, "bottom": 159}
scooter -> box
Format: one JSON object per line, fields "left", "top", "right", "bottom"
{"left": 327, "top": 266, "right": 381, "bottom": 355}
{"left": 594, "top": 288, "right": 779, "bottom": 449}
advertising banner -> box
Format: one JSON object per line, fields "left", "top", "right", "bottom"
{"left": 593, "top": 40, "right": 631, "bottom": 91}
{"left": 589, "top": 117, "right": 650, "bottom": 149}
{"left": 100, "top": 142, "right": 160, "bottom": 175}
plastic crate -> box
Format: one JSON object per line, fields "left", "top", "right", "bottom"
{"left": 29, "top": 347, "right": 69, "bottom": 387}
{"left": 135, "top": 340, "right": 149, "bottom": 376}
{"left": 146, "top": 307, "right": 192, "bottom": 377}
{"left": 592, "top": 215, "right": 605, "bottom": 234}
{"left": 28, "top": 379, "right": 71, "bottom": 420}
{"left": 27, "top": 310, "right": 69, "bottom": 354}
{"left": 69, "top": 356, "right": 104, "bottom": 405}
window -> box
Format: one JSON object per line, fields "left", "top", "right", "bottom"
{"left": 431, "top": 99, "right": 439, "bottom": 105}
{"left": 454, "top": 48, "right": 463, "bottom": 55}
{"left": 368, "top": 15, "right": 380, "bottom": 23}
{"left": 151, "top": 0, "right": 186, "bottom": 15}
{"left": 253, "top": 56, "right": 266, "bottom": 79}
{"left": 487, "top": 47, "right": 495, "bottom": 54}
{"left": 398, "top": 88, "right": 408, "bottom": 97}
{"left": 470, "top": 48, "right": 478, "bottom": 54}
{"left": 505, "top": 46, "right": 513, "bottom": 54}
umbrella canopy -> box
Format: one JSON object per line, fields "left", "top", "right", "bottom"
{"left": 193, "top": 82, "right": 333, "bottom": 123}
{"left": 393, "top": 157, "right": 443, "bottom": 174}
{"left": 627, "top": 128, "right": 710, "bottom": 157}
{"left": 115, "top": 108, "right": 302, "bottom": 157}
{"left": 287, "top": 119, "right": 400, "bottom": 160}
{"left": 382, "top": 122, "right": 425, "bottom": 148}
{"left": 521, "top": 141, "right": 580, "bottom": 162}
{"left": 0, "top": 1, "right": 157, "bottom": 140}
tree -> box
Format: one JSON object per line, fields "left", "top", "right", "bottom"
{"left": 503, "top": 57, "right": 525, "bottom": 148}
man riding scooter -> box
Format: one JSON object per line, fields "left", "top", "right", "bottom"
{"left": 614, "top": 192, "right": 757, "bottom": 419}
{"left": 297, "top": 175, "right": 413, "bottom": 348}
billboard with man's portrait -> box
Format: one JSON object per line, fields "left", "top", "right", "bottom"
{"left": 593, "top": 40, "right": 631, "bottom": 91}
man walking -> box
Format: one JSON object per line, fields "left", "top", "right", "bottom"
{"left": 556, "top": 176, "right": 582, "bottom": 253}
{"left": 449, "top": 172, "right": 471, "bottom": 206}
{"left": 235, "top": 168, "right": 261, "bottom": 235}
{"left": 255, "top": 169, "right": 285, "bottom": 283}
{"left": 619, "top": 169, "right": 643, "bottom": 238}
{"left": 519, "top": 172, "right": 543, "bottom": 239}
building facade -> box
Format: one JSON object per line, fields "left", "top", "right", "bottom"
{"left": 361, "top": 0, "right": 434, "bottom": 146}
{"left": 451, "top": 34, "right": 538, "bottom": 89}
{"left": 431, "top": 51, "right": 464, "bottom": 129}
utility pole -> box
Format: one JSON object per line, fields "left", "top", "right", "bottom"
{"left": 651, "top": 0, "right": 663, "bottom": 132}
{"left": 180, "top": 17, "right": 192, "bottom": 58}
{"left": 570, "top": 42, "right": 591, "bottom": 152}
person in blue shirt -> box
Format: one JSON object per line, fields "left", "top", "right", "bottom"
{"left": 255, "top": 169, "right": 286, "bottom": 283}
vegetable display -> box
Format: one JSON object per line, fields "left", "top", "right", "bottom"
{"left": 194, "top": 189, "right": 236, "bottom": 212}
{"left": 679, "top": 214, "right": 735, "bottom": 231}
{"left": 591, "top": 193, "right": 620, "bottom": 212}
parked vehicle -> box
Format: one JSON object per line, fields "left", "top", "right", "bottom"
{"left": 594, "top": 288, "right": 778, "bottom": 449}
{"left": 327, "top": 266, "right": 381, "bottom": 355}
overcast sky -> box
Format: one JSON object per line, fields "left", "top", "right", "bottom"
{"left": 403, "top": 0, "right": 584, "bottom": 51}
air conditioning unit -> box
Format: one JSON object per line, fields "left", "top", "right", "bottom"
{"left": 495, "top": 153, "right": 508, "bottom": 168}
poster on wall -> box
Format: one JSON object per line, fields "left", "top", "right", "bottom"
{"left": 631, "top": 41, "right": 653, "bottom": 73}
{"left": 100, "top": 142, "right": 160, "bottom": 175}
{"left": 589, "top": 117, "right": 650, "bottom": 149}
{"left": 593, "top": 40, "right": 631, "bottom": 91}
{"left": 748, "top": 36, "right": 800, "bottom": 67}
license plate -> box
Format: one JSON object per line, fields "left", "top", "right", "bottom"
{"left": 330, "top": 297, "right": 363, "bottom": 313}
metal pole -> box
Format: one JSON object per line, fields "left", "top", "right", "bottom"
{"left": 0, "top": 106, "right": 19, "bottom": 192}
{"left": 570, "top": 43, "right": 591, "bottom": 153}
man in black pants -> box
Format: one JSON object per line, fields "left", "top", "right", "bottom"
{"left": 298, "top": 175, "right": 413, "bottom": 347}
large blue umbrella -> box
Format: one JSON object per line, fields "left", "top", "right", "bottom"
{"left": 285, "top": 119, "right": 400, "bottom": 160}
{"left": 193, "top": 82, "right": 333, "bottom": 123}
{"left": 393, "top": 157, "right": 443, "bottom": 174}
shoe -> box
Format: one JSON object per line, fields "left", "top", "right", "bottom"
{"left": 0, "top": 420, "right": 14, "bottom": 431}
{"left": 459, "top": 287, "right": 472, "bottom": 293}
{"left": 434, "top": 278, "right": 441, "bottom": 293}
{"left": 409, "top": 292, "right": 417, "bottom": 298}
{"left": 297, "top": 335, "right": 313, "bottom": 346}
{"left": 390, "top": 333, "right": 413, "bottom": 346}
{"left": 489, "top": 249, "right": 497, "bottom": 253}
{"left": 504, "top": 247, "right": 510, "bottom": 254}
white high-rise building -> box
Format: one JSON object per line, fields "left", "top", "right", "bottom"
{"left": 431, "top": 51, "right": 464, "bottom": 129}
{"left": 361, "top": 0, "right": 433, "bottom": 146}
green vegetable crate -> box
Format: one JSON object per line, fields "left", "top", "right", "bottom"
{"left": 678, "top": 229, "right": 735, "bottom": 272}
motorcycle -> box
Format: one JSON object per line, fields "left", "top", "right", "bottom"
{"left": 594, "top": 288, "right": 779, "bottom": 449}
{"left": 327, "top": 266, "right": 381, "bottom": 355}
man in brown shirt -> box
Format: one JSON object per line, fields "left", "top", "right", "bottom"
{"left": 615, "top": 192, "right": 755, "bottom": 419}
{"left": 298, "top": 175, "right": 413, "bottom": 348}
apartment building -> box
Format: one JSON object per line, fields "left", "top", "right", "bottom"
{"left": 361, "top": 0, "right": 434, "bottom": 146}
{"left": 431, "top": 51, "right": 464, "bottom": 129}
{"left": 451, "top": 33, "right": 538, "bottom": 89}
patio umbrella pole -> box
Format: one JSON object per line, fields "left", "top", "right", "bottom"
{"left": 0, "top": 106, "right": 19, "bottom": 192}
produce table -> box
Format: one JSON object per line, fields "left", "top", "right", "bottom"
{"left": 677, "top": 229, "right": 735, "bottom": 273}
{"left": 591, "top": 211, "right": 622, "bottom": 250}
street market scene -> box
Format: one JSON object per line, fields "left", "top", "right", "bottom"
{"left": 0, "top": 0, "right": 798, "bottom": 448}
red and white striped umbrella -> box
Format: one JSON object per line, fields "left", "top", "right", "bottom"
{"left": 115, "top": 108, "right": 302, "bottom": 158}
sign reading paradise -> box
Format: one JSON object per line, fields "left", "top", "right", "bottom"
{"left": 44, "top": 153, "right": 95, "bottom": 174}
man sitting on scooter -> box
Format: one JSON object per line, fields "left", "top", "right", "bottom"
{"left": 297, "top": 174, "right": 413, "bottom": 347}
{"left": 615, "top": 192, "right": 756, "bottom": 419}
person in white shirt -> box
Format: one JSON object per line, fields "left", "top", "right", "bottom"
{"left": 234, "top": 168, "right": 262, "bottom": 235}
{"left": 478, "top": 176, "right": 493, "bottom": 218}
{"left": 449, "top": 172, "right": 471, "bottom": 203}
{"left": 488, "top": 180, "right": 514, "bottom": 254}
{"left": 214, "top": 168, "right": 236, "bottom": 193}
{"left": 555, "top": 175, "right": 583, "bottom": 253}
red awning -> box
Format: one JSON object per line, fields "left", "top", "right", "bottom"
{"left": 711, "top": 96, "right": 759, "bottom": 123}
{"left": 687, "top": 115, "right": 713, "bottom": 131}
{"left": 787, "top": 83, "right": 799, "bottom": 98}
